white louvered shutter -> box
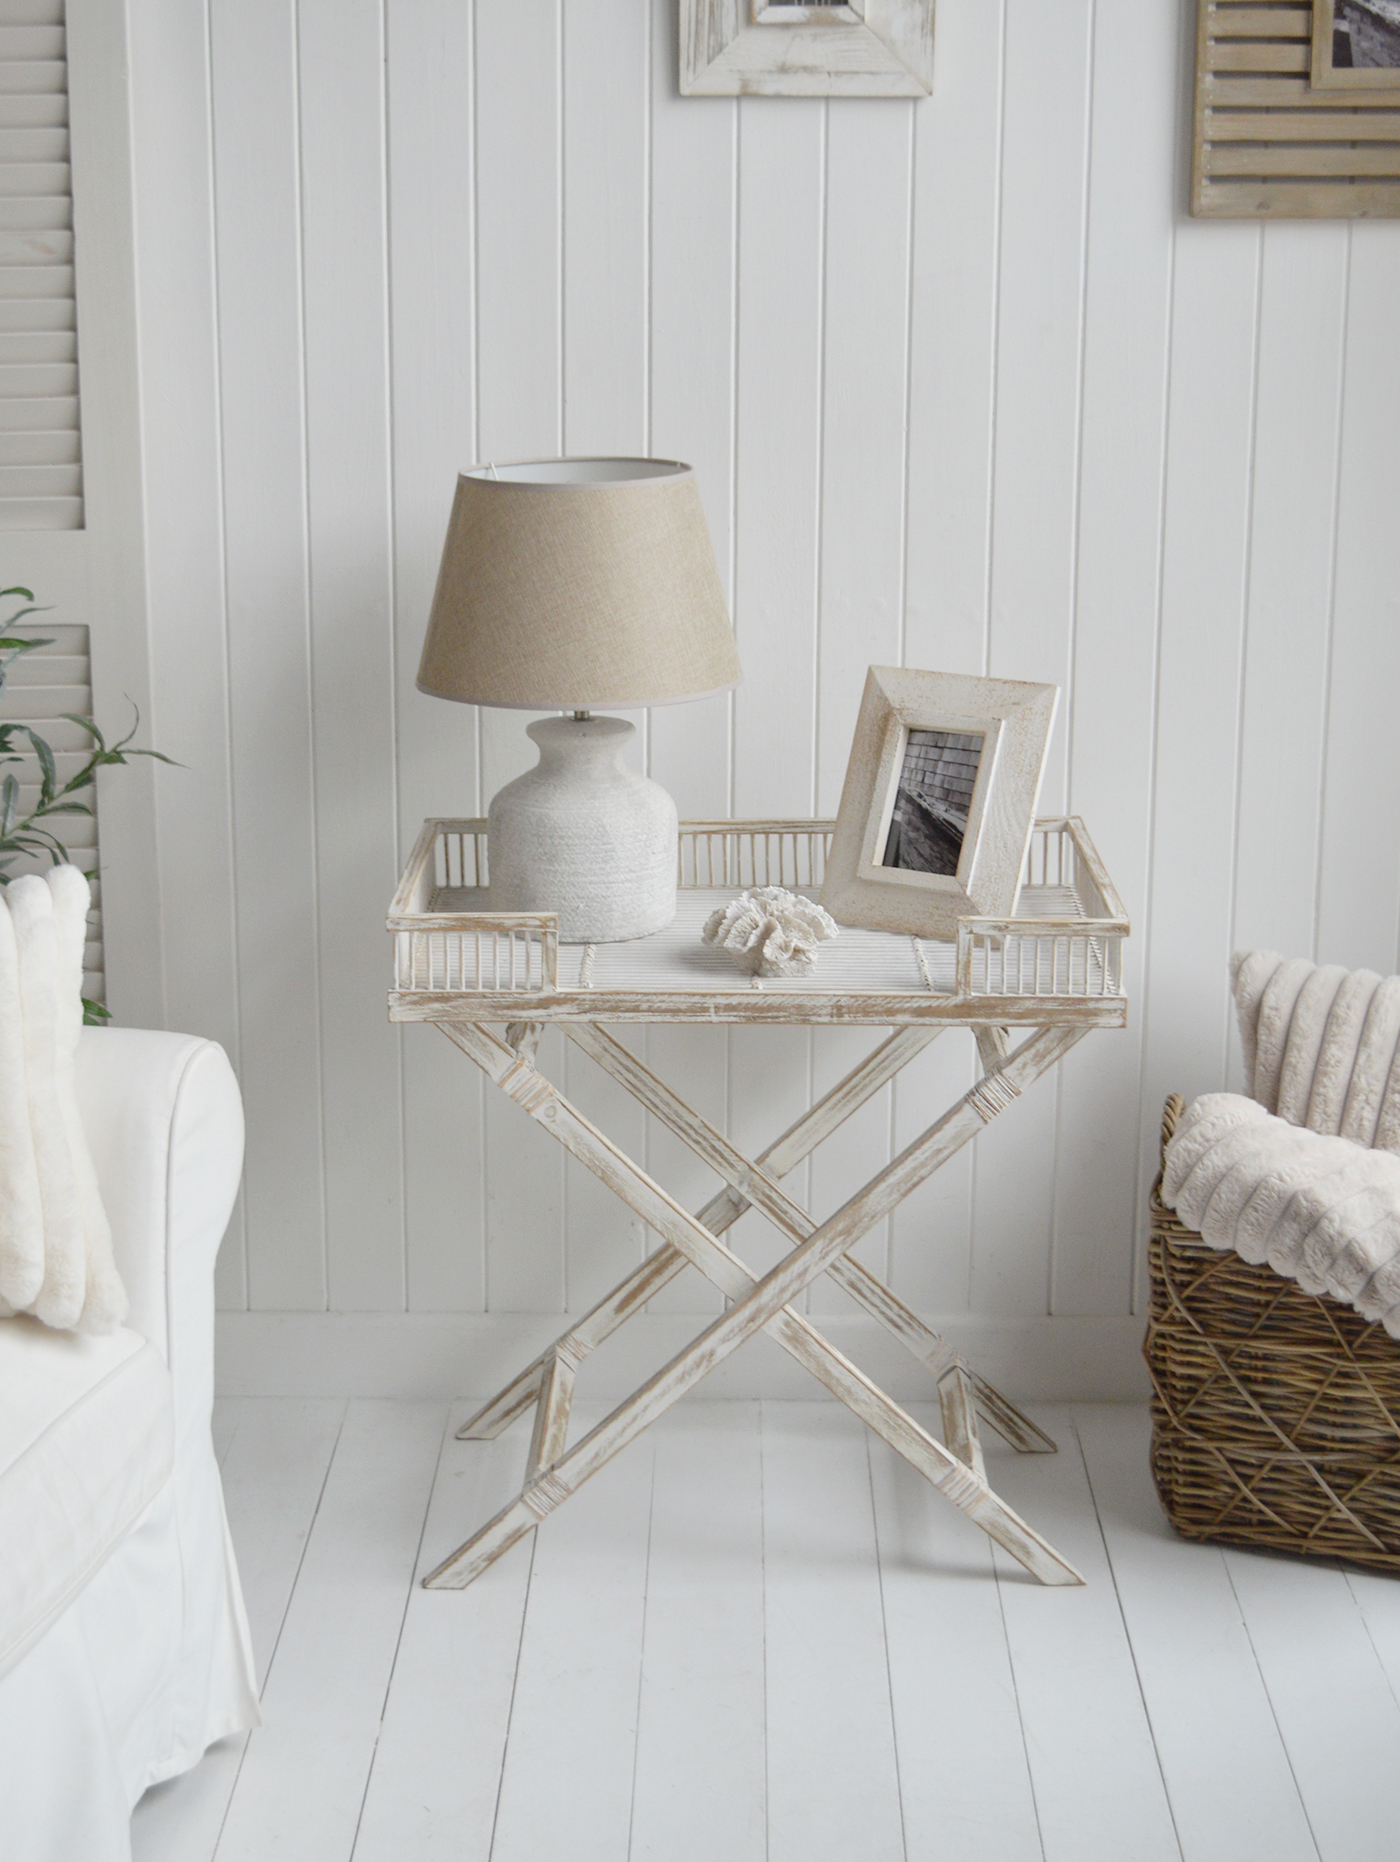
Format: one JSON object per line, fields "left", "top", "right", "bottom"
{"left": 0, "top": 0, "right": 81, "bottom": 532}
{"left": 0, "top": 620, "right": 103, "bottom": 1001}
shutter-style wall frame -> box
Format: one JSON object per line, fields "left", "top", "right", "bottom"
{"left": 1193, "top": 0, "right": 1400, "bottom": 217}
{"left": 0, "top": 0, "right": 82, "bottom": 526}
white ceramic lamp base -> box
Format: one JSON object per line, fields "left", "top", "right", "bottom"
{"left": 487, "top": 715, "right": 678, "bottom": 943}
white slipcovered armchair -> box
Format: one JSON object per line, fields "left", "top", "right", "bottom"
{"left": 0, "top": 1027, "right": 259, "bottom": 1862}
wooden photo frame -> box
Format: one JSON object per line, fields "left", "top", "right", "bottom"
{"left": 1191, "top": 0, "right": 1400, "bottom": 217}
{"left": 1311, "top": 0, "right": 1400, "bottom": 89}
{"left": 679, "top": 0, "right": 934, "bottom": 98}
{"left": 820, "top": 667, "right": 1058, "bottom": 942}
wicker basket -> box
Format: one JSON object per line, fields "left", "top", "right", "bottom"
{"left": 1145, "top": 1094, "right": 1400, "bottom": 1573}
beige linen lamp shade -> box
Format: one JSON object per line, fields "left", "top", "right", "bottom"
{"left": 418, "top": 458, "right": 740, "bottom": 944}
{"left": 417, "top": 458, "right": 740, "bottom": 710}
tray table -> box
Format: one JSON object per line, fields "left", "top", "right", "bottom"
{"left": 387, "top": 817, "right": 1129, "bottom": 1588}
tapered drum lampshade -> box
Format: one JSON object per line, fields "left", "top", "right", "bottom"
{"left": 418, "top": 459, "right": 741, "bottom": 942}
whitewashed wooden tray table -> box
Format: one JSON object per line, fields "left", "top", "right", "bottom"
{"left": 388, "top": 817, "right": 1128, "bottom": 1589}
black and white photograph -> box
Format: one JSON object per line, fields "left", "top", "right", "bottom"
{"left": 1312, "top": 0, "right": 1400, "bottom": 86}
{"left": 1331, "top": 0, "right": 1400, "bottom": 68}
{"left": 880, "top": 727, "right": 984, "bottom": 877}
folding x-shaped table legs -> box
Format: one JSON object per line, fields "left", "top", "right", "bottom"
{"left": 423, "top": 1016, "right": 1091, "bottom": 1591}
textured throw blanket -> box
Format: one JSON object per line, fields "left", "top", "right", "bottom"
{"left": 1162, "top": 1093, "right": 1400, "bottom": 1337}
{"left": 0, "top": 867, "right": 125, "bottom": 1333}
{"left": 1160, "top": 949, "right": 1400, "bottom": 1335}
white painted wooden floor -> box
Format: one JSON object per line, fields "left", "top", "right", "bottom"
{"left": 131, "top": 1399, "right": 1400, "bottom": 1862}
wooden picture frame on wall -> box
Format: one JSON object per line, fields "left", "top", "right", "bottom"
{"left": 819, "top": 667, "right": 1058, "bottom": 943}
{"left": 1311, "top": 0, "right": 1400, "bottom": 86}
{"left": 679, "top": 0, "right": 934, "bottom": 97}
{"left": 1192, "top": 0, "right": 1400, "bottom": 217}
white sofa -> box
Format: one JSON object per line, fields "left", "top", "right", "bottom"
{"left": 0, "top": 1027, "right": 259, "bottom": 1862}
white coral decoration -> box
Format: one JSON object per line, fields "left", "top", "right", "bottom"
{"left": 701, "top": 886, "right": 838, "bottom": 978}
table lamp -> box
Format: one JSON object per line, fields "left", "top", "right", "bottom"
{"left": 417, "top": 458, "right": 741, "bottom": 943}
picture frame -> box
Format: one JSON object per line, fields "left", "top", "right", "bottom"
{"left": 819, "top": 666, "right": 1058, "bottom": 942}
{"left": 1190, "top": 0, "right": 1400, "bottom": 218}
{"left": 1311, "top": 0, "right": 1400, "bottom": 89}
{"left": 679, "top": 0, "right": 934, "bottom": 98}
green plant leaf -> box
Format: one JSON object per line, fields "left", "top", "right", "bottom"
{"left": 22, "top": 728, "right": 57, "bottom": 803}
{"left": 81, "top": 997, "right": 112, "bottom": 1026}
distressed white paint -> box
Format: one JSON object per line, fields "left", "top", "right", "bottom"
{"left": 66, "top": 0, "right": 1400, "bottom": 1385}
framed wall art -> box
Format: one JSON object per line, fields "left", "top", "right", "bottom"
{"left": 1191, "top": 0, "right": 1400, "bottom": 218}
{"left": 679, "top": 0, "right": 934, "bottom": 98}
{"left": 819, "top": 666, "right": 1058, "bottom": 942}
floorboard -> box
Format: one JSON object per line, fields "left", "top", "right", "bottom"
{"left": 629, "top": 1402, "right": 767, "bottom": 1862}
{"left": 131, "top": 1397, "right": 349, "bottom": 1862}
{"left": 870, "top": 1403, "right": 1043, "bottom": 1862}
{"left": 351, "top": 1406, "right": 535, "bottom": 1862}
{"left": 987, "top": 1405, "right": 1183, "bottom": 1862}
{"left": 217, "top": 1397, "right": 350, "bottom": 1685}
{"left": 1074, "top": 1404, "right": 1317, "bottom": 1862}
{"left": 487, "top": 1407, "right": 656, "bottom": 1862}
{"left": 761, "top": 1401, "right": 905, "bottom": 1862}
{"left": 131, "top": 1398, "right": 1400, "bottom": 1862}
{"left": 212, "top": 1400, "right": 448, "bottom": 1862}
{"left": 1224, "top": 1540, "right": 1400, "bottom": 1862}
{"left": 1343, "top": 1562, "right": 1400, "bottom": 1711}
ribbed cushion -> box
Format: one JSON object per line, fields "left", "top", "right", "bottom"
{"left": 0, "top": 1317, "right": 172, "bottom": 1680}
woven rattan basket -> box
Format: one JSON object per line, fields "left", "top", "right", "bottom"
{"left": 1145, "top": 1094, "right": 1400, "bottom": 1573}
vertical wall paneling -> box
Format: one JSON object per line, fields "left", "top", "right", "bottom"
{"left": 731, "top": 96, "right": 823, "bottom": 822}
{"left": 124, "top": 0, "right": 238, "bottom": 1047}
{"left": 1316, "top": 226, "right": 1400, "bottom": 976}
{"left": 386, "top": 0, "right": 484, "bottom": 1311}
{"left": 209, "top": 0, "right": 325, "bottom": 1313}
{"left": 725, "top": 1021, "right": 814, "bottom": 1306}
{"left": 806, "top": 1027, "right": 895, "bottom": 1318}
{"left": 473, "top": 0, "right": 566, "bottom": 1314}
{"left": 971, "top": 0, "right": 1094, "bottom": 1318}
{"left": 123, "top": 0, "right": 243, "bottom": 1304}
{"left": 644, "top": 0, "right": 735, "bottom": 1311}
{"left": 1051, "top": 0, "right": 1176, "bottom": 1319}
{"left": 474, "top": 0, "right": 563, "bottom": 817}
{"left": 64, "top": 0, "right": 164, "bottom": 1039}
{"left": 900, "top": 0, "right": 1003, "bottom": 679}
{"left": 806, "top": 98, "right": 912, "bottom": 1316}
{"left": 106, "top": 1, "right": 1400, "bottom": 1383}
{"left": 558, "top": 0, "right": 652, "bottom": 1312}
{"left": 814, "top": 99, "right": 913, "bottom": 817}
{"left": 564, "top": 1027, "right": 653, "bottom": 1315}
{"left": 1232, "top": 222, "right": 1348, "bottom": 965}
{"left": 297, "top": 0, "right": 403, "bottom": 1311}
{"left": 724, "top": 94, "right": 826, "bottom": 1304}
{"left": 561, "top": 0, "right": 648, "bottom": 457}
{"left": 647, "top": 0, "right": 735, "bottom": 821}
{"left": 1137, "top": 217, "right": 1262, "bottom": 1304}
{"left": 889, "top": 0, "right": 1005, "bottom": 1316}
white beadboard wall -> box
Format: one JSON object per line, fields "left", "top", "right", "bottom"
{"left": 109, "top": 0, "right": 1400, "bottom": 1396}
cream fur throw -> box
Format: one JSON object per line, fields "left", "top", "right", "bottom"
{"left": 1158, "top": 950, "right": 1400, "bottom": 1334}
{"left": 0, "top": 867, "right": 125, "bottom": 1333}
{"left": 1162, "top": 1094, "right": 1400, "bottom": 1337}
